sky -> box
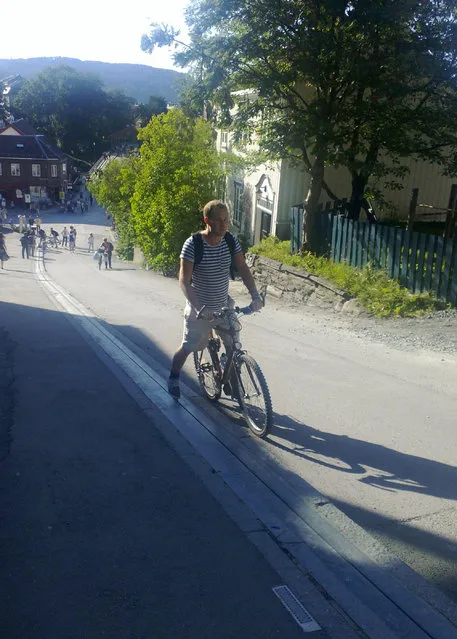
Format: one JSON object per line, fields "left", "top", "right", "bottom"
{"left": 0, "top": 0, "right": 189, "bottom": 71}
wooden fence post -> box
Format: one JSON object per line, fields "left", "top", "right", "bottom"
{"left": 406, "top": 188, "right": 419, "bottom": 232}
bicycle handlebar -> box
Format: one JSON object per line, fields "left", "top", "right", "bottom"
{"left": 196, "top": 305, "right": 255, "bottom": 320}
{"left": 235, "top": 306, "right": 253, "bottom": 315}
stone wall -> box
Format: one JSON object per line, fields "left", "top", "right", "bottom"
{"left": 246, "top": 253, "right": 364, "bottom": 315}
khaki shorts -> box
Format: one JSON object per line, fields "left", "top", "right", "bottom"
{"left": 181, "top": 299, "right": 240, "bottom": 353}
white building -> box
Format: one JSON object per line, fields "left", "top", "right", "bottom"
{"left": 220, "top": 119, "right": 457, "bottom": 245}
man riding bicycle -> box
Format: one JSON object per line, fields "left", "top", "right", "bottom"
{"left": 168, "top": 200, "right": 262, "bottom": 399}
{"left": 49, "top": 228, "right": 60, "bottom": 246}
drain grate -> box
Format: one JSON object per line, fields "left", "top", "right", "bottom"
{"left": 273, "top": 585, "right": 321, "bottom": 633}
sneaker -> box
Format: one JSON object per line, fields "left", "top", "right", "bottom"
{"left": 168, "top": 376, "right": 180, "bottom": 399}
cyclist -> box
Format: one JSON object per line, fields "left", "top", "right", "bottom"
{"left": 168, "top": 199, "right": 262, "bottom": 399}
{"left": 49, "top": 228, "right": 60, "bottom": 246}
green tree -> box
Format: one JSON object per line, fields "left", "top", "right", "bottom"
{"left": 88, "top": 155, "right": 138, "bottom": 259}
{"left": 13, "top": 65, "right": 134, "bottom": 162}
{"left": 0, "top": 100, "right": 7, "bottom": 123}
{"left": 0, "top": 88, "right": 7, "bottom": 123}
{"left": 131, "top": 109, "right": 224, "bottom": 270}
{"left": 142, "top": 1, "right": 457, "bottom": 252}
{"left": 135, "top": 95, "right": 168, "bottom": 126}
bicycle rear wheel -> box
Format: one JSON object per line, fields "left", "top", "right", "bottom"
{"left": 194, "top": 348, "right": 221, "bottom": 401}
{"left": 235, "top": 353, "right": 272, "bottom": 438}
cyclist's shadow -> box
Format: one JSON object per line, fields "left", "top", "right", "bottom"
{"left": 269, "top": 411, "right": 457, "bottom": 501}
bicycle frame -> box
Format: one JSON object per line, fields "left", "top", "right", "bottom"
{"left": 204, "top": 332, "right": 239, "bottom": 387}
{"left": 198, "top": 306, "right": 252, "bottom": 397}
{"left": 194, "top": 299, "right": 272, "bottom": 438}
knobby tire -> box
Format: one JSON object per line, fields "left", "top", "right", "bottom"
{"left": 235, "top": 353, "right": 272, "bottom": 438}
{"left": 194, "top": 348, "right": 221, "bottom": 401}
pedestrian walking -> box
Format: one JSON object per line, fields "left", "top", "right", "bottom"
{"left": 38, "top": 228, "right": 46, "bottom": 248}
{"left": 102, "top": 238, "right": 113, "bottom": 268}
{"left": 69, "top": 227, "right": 76, "bottom": 252}
{"left": 96, "top": 244, "right": 108, "bottom": 270}
{"left": 61, "top": 226, "right": 68, "bottom": 248}
{"left": 89, "top": 194, "right": 94, "bottom": 207}
{"left": 0, "top": 232, "right": 9, "bottom": 268}
{"left": 20, "top": 233, "right": 30, "bottom": 259}
{"left": 27, "top": 230, "right": 35, "bottom": 257}
{"left": 35, "top": 216, "right": 42, "bottom": 231}
{"left": 88, "top": 233, "right": 94, "bottom": 252}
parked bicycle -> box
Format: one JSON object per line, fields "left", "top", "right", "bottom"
{"left": 193, "top": 305, "right": 273, "bottom": 438}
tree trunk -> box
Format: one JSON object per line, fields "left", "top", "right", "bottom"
{"left": 349, "top": 141, "right": 380, "bottom": 221}
{"left": 301, "top": 156, "right": 325, "bottom": 253}
{"left": 406, "top": 188, "right": 419, "bottom": 232}
{"left": 349, "top": 174, "right": 368, "bottom": 220}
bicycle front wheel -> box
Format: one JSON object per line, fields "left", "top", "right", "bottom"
{"left": 235, "top": 353, "right": 272, "bottom": 438}
{"left": 194, "top": 348, "right": 221, "bottom": 401}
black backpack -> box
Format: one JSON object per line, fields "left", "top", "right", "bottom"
{"left": 192, "top": 231, "right": 237, "bottom": 280}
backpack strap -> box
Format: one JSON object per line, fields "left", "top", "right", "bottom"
{"left": 192, "top": 232, "right": 204, "bottom": 268}
{"left": 223, "top": 231, "right": 236, "bottom": 256}
{"left": 224, "top": 232, "right": 238, "bottom": 280}
{"left": 192, "top": 231, "right": 236, "bottom": 274}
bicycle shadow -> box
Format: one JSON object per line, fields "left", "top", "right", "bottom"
{"left": 269, "top": 412, "right": 457, "bottom": 500}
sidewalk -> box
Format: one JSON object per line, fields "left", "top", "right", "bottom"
{"left": 0, "top": 246, "right": 328, "bottom": 637}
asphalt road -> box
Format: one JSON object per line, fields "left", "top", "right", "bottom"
{"left": 28, "top": 206, "right": 457, "bottom": 605}
{"left": 0, "top": 223, "right": 323, "bottom": 639}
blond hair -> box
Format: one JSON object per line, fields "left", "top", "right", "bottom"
{"left": 203, "top": 200, "right": 228, "bottom": 219}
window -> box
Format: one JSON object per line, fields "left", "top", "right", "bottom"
{"left": 10, "top": 163, "right": 20, "bottom": 176}
{"left": 51, "top": 164, "right": 58, "bottom": 177}
{"left": 233, "top": 181, "right": 244, "bottom": 227}
{"left": 220, "top": 131, "right": 228, "bottom": 148}
{"left": 62, "top": 163, "right": 67, "bottom": 174}
{"left": 32, "top": 164, "right": 41, "bottom": 177}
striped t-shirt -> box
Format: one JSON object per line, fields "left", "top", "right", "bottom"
{"left": 181, "top": 233, "right": 242, "bottom": 311}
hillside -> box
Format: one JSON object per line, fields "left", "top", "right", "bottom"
{"left": 0, "top": 57, "right": 185, "bottom": 104}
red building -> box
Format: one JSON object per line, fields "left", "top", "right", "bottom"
{"left": 0, "top": 119, "right": 69, "bottom": 207}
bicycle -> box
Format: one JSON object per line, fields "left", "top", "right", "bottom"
{"left": 48, "top": 235, "right": 61, "bottom": 248}
{"left": 193, "top": 305, "right": 273, "bottom": 438}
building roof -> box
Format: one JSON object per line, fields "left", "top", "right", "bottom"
{"left": 0, "top": 119, "right": 39, "bottom": 136}
{"left": 0, "top": 134, "right": 65, "bottom": 160}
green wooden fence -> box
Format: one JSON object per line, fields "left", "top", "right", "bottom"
{"left": 290, "top": 210, "right": 457, "bottom": 306}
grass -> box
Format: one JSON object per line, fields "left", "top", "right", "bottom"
{"left": 249, "top": 237, "right": 446, "bottom": 318}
